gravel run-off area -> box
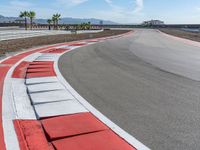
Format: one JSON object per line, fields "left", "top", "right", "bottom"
{"left": 159, "top": 28, "right": 200, "bottom": 42}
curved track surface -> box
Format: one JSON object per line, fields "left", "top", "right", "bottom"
{"left": 59, "top": 29, "right": 200, "bottom": 150}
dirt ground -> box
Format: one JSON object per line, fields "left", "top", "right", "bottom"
{"left": 0, "top": 30, "right": 130, "bottom": 56}
{"left": 159, "top": 28, "right": 200, "bottom": 42}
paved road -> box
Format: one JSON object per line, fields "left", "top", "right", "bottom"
{"left": 59, "top": 29, "right": 200, "bottom": 150}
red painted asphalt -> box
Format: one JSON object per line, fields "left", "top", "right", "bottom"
{"left": 14, "top": 120, "right": 54, "bottom": 150}
{"left": 41, "top": 112, "right": 109, "bottom": 140}
{"left": 41, "top": 48, "right": 70, "bottom": 54}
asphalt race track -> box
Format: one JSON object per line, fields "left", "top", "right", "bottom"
{"left": 59, "top": 29, "right": 200, "bottom": 150}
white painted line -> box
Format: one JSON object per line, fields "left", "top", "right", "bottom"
{"left": 26, "top": 77, "right": 58, "bottom": 85}
{"left": 29, "top": 90, "right": 75, "bottom": 104}
{"left": 34, "top": 100, "right": 89, "bottom": 118}
{"left": 27, "top": 82, "right": 65, "bottom": 93}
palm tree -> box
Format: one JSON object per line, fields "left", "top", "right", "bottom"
{"left": 19, "top": 11, "right": 29, "bottom": 30}
{"left": 47, "top": 19, "right": 52, "bottom": 30}
{"left": 28, "top": 11, "right": 36, "bottom": 30}
{"left": 87, "top": 22, "right": 91, "bottom": 30}
{"left": 52, "top": 15, "right": 56, "bottom": 29}
{"left": 52, "top": 13, "right": 61, "bottom": 30}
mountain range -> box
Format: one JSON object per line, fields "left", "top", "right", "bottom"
{"left": 0, "top": 15, "right": 116, "bottom": 25}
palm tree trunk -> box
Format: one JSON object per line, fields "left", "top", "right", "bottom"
{"left": 25, "top": 17, "right": 27, "bottom": 30}
{"left": 30, "top": 18, "right": 33, "bottom": 30}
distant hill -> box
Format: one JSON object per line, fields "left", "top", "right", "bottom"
{"left": 0, "top": 15, "right": 117, "bottom": 25}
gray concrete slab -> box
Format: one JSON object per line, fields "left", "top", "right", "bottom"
{"left": 29, "top": 90, "right": 74, "bottom": 104}
{"left": 59, "top": 29, "right": 200, "bottom": 150}
{"left": 26, "top": 77, "right": 58, "bottom": 85}
{"left": 34, "top": 100, "right": 88, "bottom": 118}
{"left": 27, "top": 82, "right": 65, "bottom": 93}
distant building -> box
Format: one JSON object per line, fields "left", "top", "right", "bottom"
{"left": 143, "top": 20, "right": 164, "bottom": 26}
{"left": 15, "top": 19, "right": 25, "bottom": 24}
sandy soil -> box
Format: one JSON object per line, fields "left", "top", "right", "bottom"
{"left": 159, "top": 28, "right": 200, "bottom": 42}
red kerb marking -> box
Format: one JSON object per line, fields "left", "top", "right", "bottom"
{"left": 41, "top": 112, "right": 108, "bottom": 140}
{"left": 0, "top": 66, "right": 10, "bottom": 149}
{"left": 68, "top": 43, "right": 87, "bottom": 46}
{"left": 26, "top": 61, "right": 56, "bottom": 78}
{"left": 41, "top": 48, "right": 70, "bottom": 54}
{"left": 52, "top": 130, "right": 136, "bottom": 150}
{"left": 26, "top": 72, "right": 56, "bottom": 78}
{"left": 28, "top": 65, "right": 53, "bottom": 69}
{"left": 13, "top": 120, "right": 54, "bottom": 150}
{"left": 12, "top": 61, "right": 30, "bottom": 78}
{"left": 27, "top": 68, "right": 54, "bottom": 73}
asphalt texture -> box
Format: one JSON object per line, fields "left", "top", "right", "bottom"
{"left": 59, "top": 29, "right": 200, "bottom": 150}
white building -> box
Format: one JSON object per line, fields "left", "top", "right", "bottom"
{"left": 143, "top": 20, "right": 164, "bottom": 25}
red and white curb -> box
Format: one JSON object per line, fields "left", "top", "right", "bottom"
{"left": 0, "top": 31, "right": 150, "bottom": 150}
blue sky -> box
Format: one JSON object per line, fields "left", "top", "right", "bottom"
{"left": 0, "top": 0, "right": 200, "bottom": 24}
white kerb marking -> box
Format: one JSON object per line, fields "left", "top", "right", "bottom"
{"left": 27, "top": 82, "right": 65, "bottom": 93}
{"left": 29, "top": 90, "right": 75, "bottom": 104}
{"left": 26, "top": 77, "right": 58, "bottom": 85}
{"left": 12, "top": 79, "right": 36, "bottom": 119}
{"left": 34, "top": 100, "right": 88, "bottom": 118}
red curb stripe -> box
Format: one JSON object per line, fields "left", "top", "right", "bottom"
{"left": 27, "top": 69, "right": 54, "bottom": 73}
{"left": 0, "top": 66, "right": 10, "bottom": 150}
{"left": 41, "top": 112, "right": 109, "bottom": 140}
{"left": 26, "top": 61, "right": 56, "bottom": 78}
{"left": 27, "top": 65, "right": 53, "bottom": 69}
{"left": 26, "top": 72, "right": 56, "bottom": 78}
{"left": 41, "top": 48, "right": 70, "bottom": 54}
{"left": 68, "top": 43, "right": 87, "bottom": 46}
{"left": 13, "top": 120, "right": 54, "bottom": 150}
{"left": 12, "top": 61, "right": 30, "bottom": 78}
{"left": 52, "top": 130, "right": 136, "bottom": 150}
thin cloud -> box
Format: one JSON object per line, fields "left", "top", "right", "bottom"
{"left": 56, "top": 0, "right": 88, "bottom": 6}
{"left": 104, "top": 0, "right": 112, "bottom": 5}
{"left": 100, "top": 0, "right": 144, "bottom": 23}
{"left": 134, "top": 0, "right": 144, "bottom": 13}
{"left": 104, "top": 0, "right": 144, "bottom": 14}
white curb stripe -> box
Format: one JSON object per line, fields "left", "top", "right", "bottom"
{"left": 27, "top": 82, "right": 65, "bottom": 93}
{"left": 35, "top": 100, "right": 89, "bottom": 119}
{"left": 29, "top": 90, "right": 75, "bottom": 105}
{"left": 26, "top": 77, "right": 58, "bottom": 85}
{"left": 12, "top": 79, "right": 36, "bottom": 119}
